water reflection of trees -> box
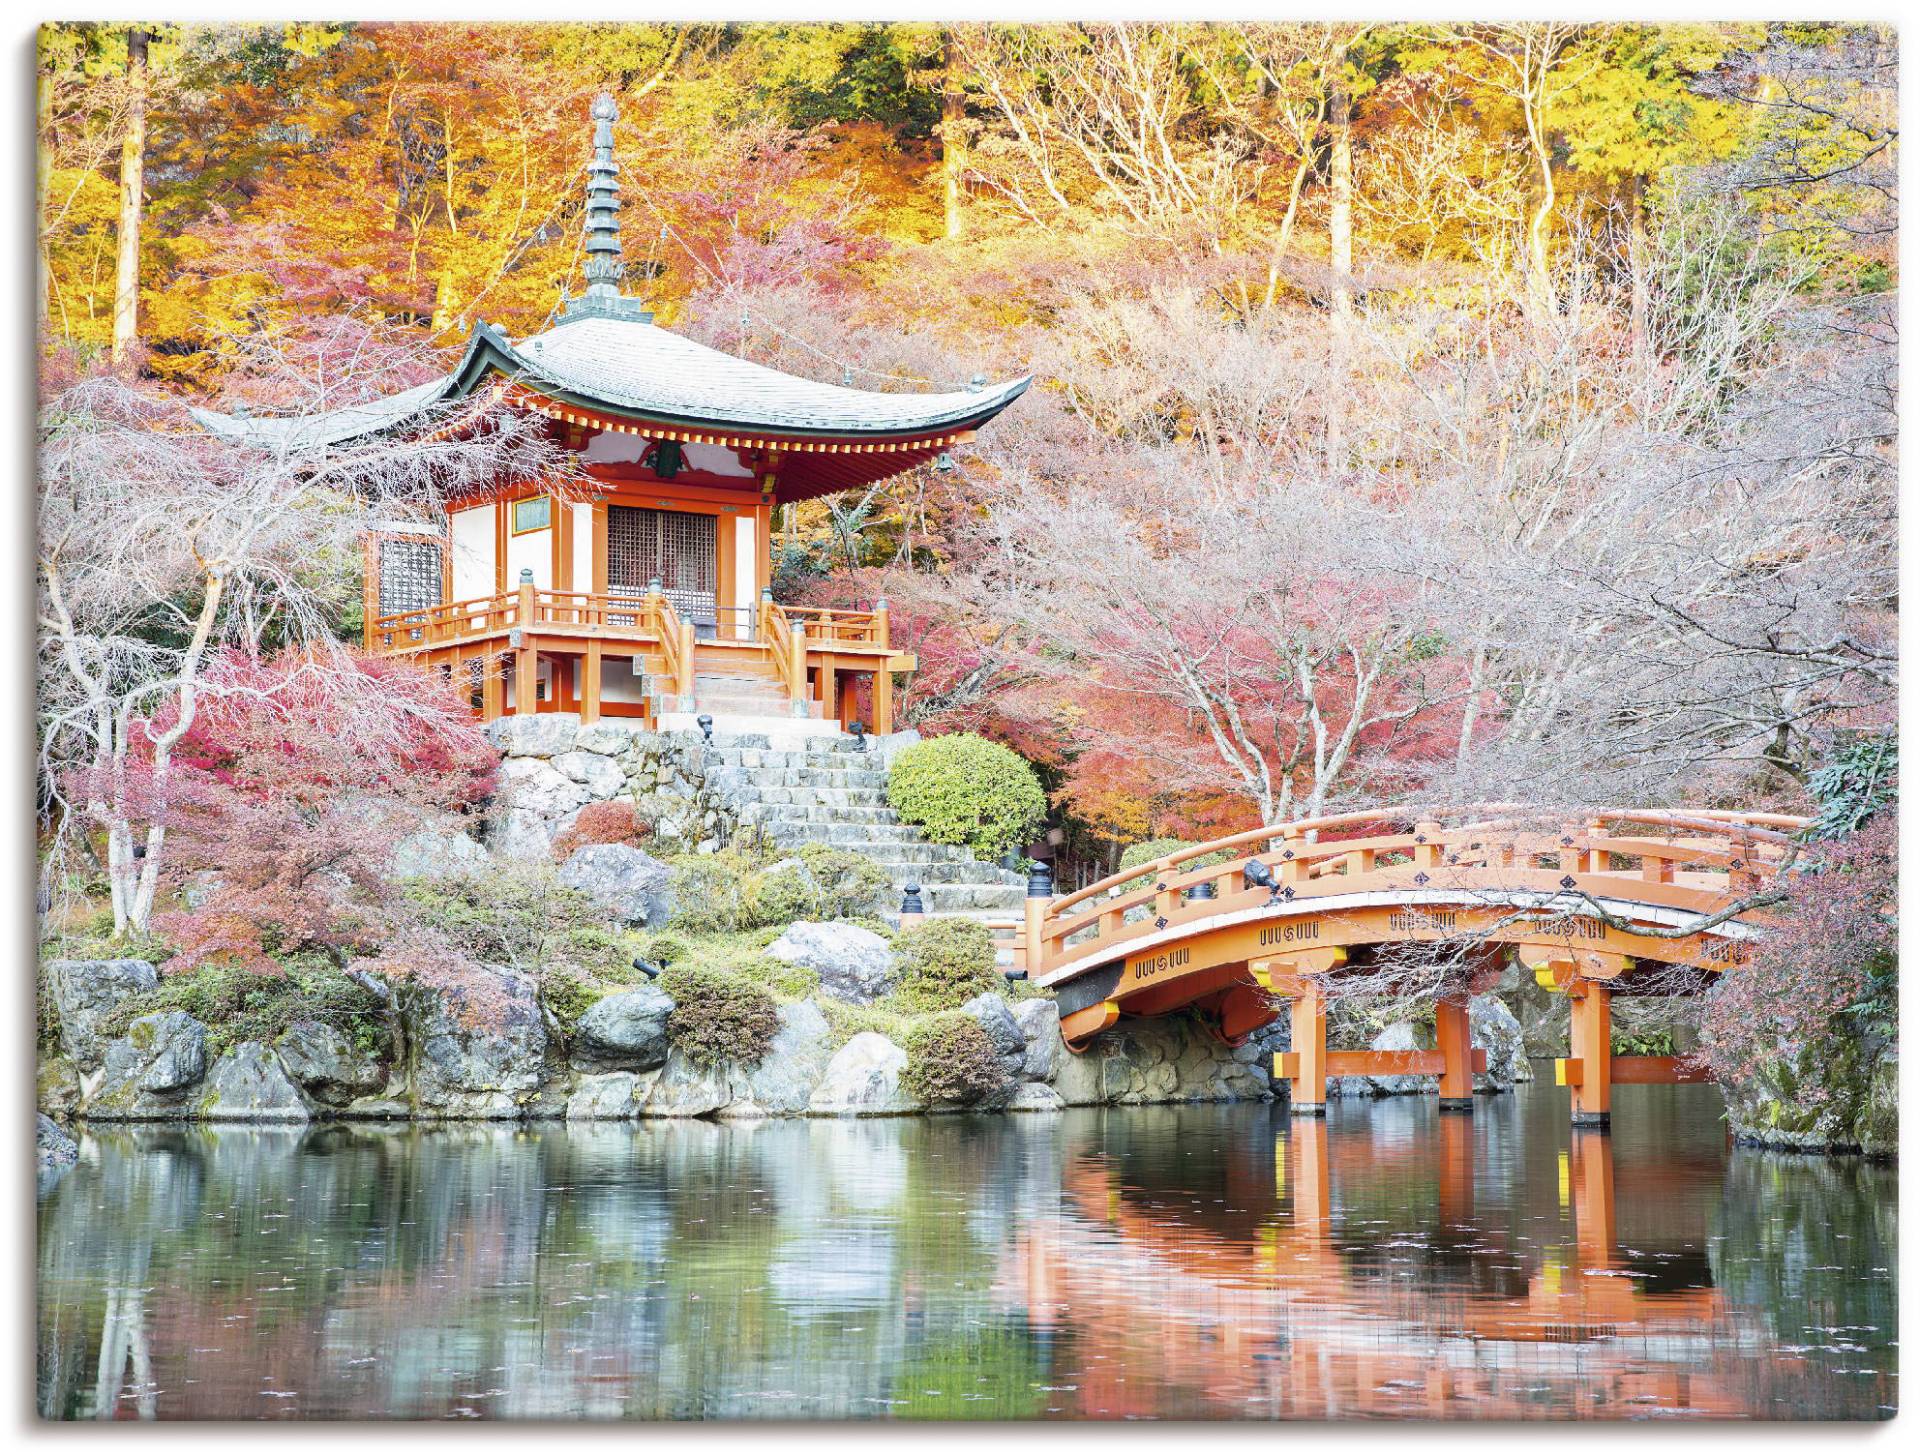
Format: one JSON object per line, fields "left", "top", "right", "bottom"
{"left": 36, "top": 1096, "right": 1895, "bottom": 1421}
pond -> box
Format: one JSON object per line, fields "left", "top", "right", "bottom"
{"left": 37, "top": 1082, "right": 1896, "bottom": 1421}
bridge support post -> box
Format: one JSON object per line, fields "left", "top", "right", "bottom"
{"left": 1288, "top": 980, "right": 1327, "bottom": 1116}
{"left": 1435, "top": 995, "right": 1474, "bottom": 1113}
{"left": 1568, "top": 981, "right": 1612, "bottom": 1128}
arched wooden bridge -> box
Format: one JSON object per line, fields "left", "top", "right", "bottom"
{"left": 1018, "top": 806, "right": 1806, "bottom": 1126}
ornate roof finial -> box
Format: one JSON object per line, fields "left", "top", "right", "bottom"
{"left": 561, "top": 92, "right": 653, "bottom": 325}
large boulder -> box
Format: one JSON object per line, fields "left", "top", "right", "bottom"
{"left": 574, "top": 985, "right": 674, "bottom": 1069}
{"left": 1011, "top": 999, "right": 1061, "bottom": 1082}
{"left": 1006, "top": 1082, "right": 1065, "bottom": 1113}
{"left": 486, "top": 712, "right": 584, "bottom": 758}
{"left": 275, "top": 1020, "right": 387, "bottom": 1104}
{"left": 739, "top": 1000, "right": 835, "bottom": 1117}
{"left": 961, "top": 993, "right": 1026, "bottom": 1075}
{"left": 808, "top": 1033, "right": 923, "bottom": 1116}
{"left": 766, "top": 922, "right": 896, "bottom": 1005}
{"left": 200, "top": 1041, "right": 311, "bottom": 1121}
{"left": 386, "top": 826, "right": 490, "bottom": 881}
{"left": 1470, "top": 994, "right": 1529, "bottom": 1091}
{"left": 641, "top": 1049, "right": 746, "bottom": 1118}
{"left": 558, "top": 844, "right": 674, "bottom": 927}
{"left": 488, "top": 758, "right": 593, "bottom": 860}
{"left": 85, "top": 1011, "right": 209, "bottom": 1118}
{"left": 551, "top": 750, "right": 628, "bottom": 799}
{"left": 36, "top": 1114, "right": 78, "bottom": 1184}
{"left": 45, "top": 958, "right": 158, "bottom": 1071}
{"left": 1366, "top": 1021, "right": 1432, "bottom": 1095}
{"left": 38, "top": 1056, "right": 82, "bottom": 1119}
{"left": 403, "top": 968, "right": 548, "bottom": 1119}
{"left": 566, "top": 1069, "right": 659, "bottom": 1120}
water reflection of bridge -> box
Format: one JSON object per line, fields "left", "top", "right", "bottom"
{"left": 1003, "top": 1105, "right": 1777, "bottom": 1419}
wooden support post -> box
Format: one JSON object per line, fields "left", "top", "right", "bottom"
{"left": 788, "top": 623, "right": 808, "bottom": 717}
{"left": 677, "top": 619, "right": 696, "bottom": 709}
{"left": 514, "top": 569, "right": 537, "bottom": 717}
{"left": 1289, "top": 979, "right": 1328, "bottom": 1116}
{"left": 582, "top": 640, "right": 602, "bottom": 724}
{"left": 871, "top": 662, "right": 893, "bottom": 736}
{"left": 481, "top": 651, "right": 504, "bottom": 722}
{"left": 873, "top": 596, "right": 890, "bottom": 651}
{"left": 1436, "top": 995, "right": 1474, "bottom": 1111}
{"left": 1568, "top": 980, "right": 1612, "bottom": 1127}
{"left": 514, "top": 645, "right": 537, "bottom": 715}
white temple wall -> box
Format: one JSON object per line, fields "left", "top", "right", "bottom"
{"left": 450, "top": 505, "right": 495, "bottom": 600}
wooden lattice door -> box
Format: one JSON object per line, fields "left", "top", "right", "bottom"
{"left": 607, "top": 506, "right": 717, "bottom": 631}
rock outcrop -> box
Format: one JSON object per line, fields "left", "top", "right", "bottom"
{"left": 36, "top": 1114, "right": 78, "bottom": 1182}
{"left": 200, "top": 1041, "right": 312, "bottom": 1121}
{"left": 401, "top": 968, "right": 548, "bottom": 1119}
{"left": 46, "top": 958, "right": 158, "bottom": 1070}
{"left": 573, "top": 985, "right": 674, "bottom": 1068}
{"left": 557, "top": 844, "right": 674, "bottom": 927}
{"left": 86, "top": 1011, "right": 209, "bottom": 1118}
{"left": 275, "top": 1020, "right": 386, "bottom": 1105}
{"left": 766, "top": 922, "right": 897, "bottom": 1004}
{"left": 809, "top": 1033, "right": 923, "bottom": 1116}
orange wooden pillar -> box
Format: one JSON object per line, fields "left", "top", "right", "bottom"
{"left": 513, "top": 569, "right": 537, "bottom": 716}
{"left": 1435, "top": 995, "right": 1474, "bottom": 1113}
{"left": 1289, "top": 980, "right": 1328, "bottom": 1116}
{"left": 480, "top": 649, "right": 505, "bottom": 721}
{"left": 581, "top": 640, "right": 602, "bottom": 724}
{"left": 1567, "top": 981, "right": 1612, "bottom": 1127}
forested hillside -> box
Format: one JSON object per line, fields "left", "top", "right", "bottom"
{"left": 38, "top": 21, "right": 1896, "bottom": 865}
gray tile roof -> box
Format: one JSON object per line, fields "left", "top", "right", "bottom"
{"left": 189, "top": 376, "right": 456, "bottom": 451}
{"left": 514, "top": 316, "right": 1030, "bottom": 434}
{"left": 191, "top": 316, "right": 1029, "bottom": 449}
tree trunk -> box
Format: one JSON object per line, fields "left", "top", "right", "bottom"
{"left": 110, "top": 27, "right": 149, "bottom": 367}
{"left": 36, "top": 61, "right": 55, "bottom": 340}
{"left": 940, "top": 35, "right": 966, "bottom": 241}
{"left": 1627, "top": 175, "right": 1650, "bottom": 359}
{"left": 1325, "top": 66, "right": 1354, "bottom": 471}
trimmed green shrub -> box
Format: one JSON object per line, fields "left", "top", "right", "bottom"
{"left": 886, "top": 733, "right": 1046, "bottom": 862}
{"left": 742, "top": 845, "right": 891, "bottom": 926}
{"left": 97, "top": 959, "right": 391, "bottom": 1059}
{"left": 660, "top": 962, "right": 781, "bottom": 1065}
{"left": 902, "top": 1012, "right": 1010, "bottom": 1106}
{"left": 401, "top": 863, "right": 628, "bottom": 980}
{"left": 665, "top": 848, "right": 764, "bottom": 934}
{"left": 642, "top": 934, "right": 691, "bottom": 967}
{"left": 894, "top": 917, "right": 1000, "bottom": 1012}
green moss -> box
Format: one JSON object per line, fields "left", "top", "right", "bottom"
{"left": 541, "top": 971, "right": 601, "bottom": 1039}
{"left": 97, "top": 960, "right": 390, "bottom": 1060}
{"left": 820, "top": 997, "right": 910, "bottom": 1048}
{"left": 742, "top": 844, "right": 892, "bottom": 925}
{"left": 893, "top": 918, "right": 1000, "bottom": 1012}
{"left": 886, "top": 733, "right": 1047, "bottom": 862}
{"left": 901, "top": 1012, "right": 1009, "bottom": 1106}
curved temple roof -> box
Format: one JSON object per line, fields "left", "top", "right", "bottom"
{"left": 191, "top": 315, "right": 1030, "bottom": 502}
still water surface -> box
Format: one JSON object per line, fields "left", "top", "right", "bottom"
{"left": 39, "top": 1082, "right": 1895, "bottom": 1420}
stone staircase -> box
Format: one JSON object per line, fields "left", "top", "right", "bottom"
{"left": 713, "top": 736, "right": 1030, "bottom": 919}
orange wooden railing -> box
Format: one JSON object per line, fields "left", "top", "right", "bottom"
{"left": 1025, "top": 805, "right": 1809, "bottom": 982}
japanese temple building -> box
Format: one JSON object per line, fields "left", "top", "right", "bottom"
{"left": 195, "top": 94, "right": 1028, "bottom": 737}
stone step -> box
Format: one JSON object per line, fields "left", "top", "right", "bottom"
{"left": 914, "top": 883, "right": 1030, "bottom": 913}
